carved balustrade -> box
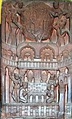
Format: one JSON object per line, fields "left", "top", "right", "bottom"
{"left": 2, "top": 56, "right": 72, "bottom": 69}
{"left": 2, "top": 103, "right": 59, "bottom": 119}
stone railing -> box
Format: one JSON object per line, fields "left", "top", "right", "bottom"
{"left": 58, "top": 58, "right": 72, "bottom": 68}
{"left": 1, "top": 57, "right": 72, "bottom": 69}
{"left": 18, "top": 60, "right": 58, "bottom": 69}
{"left": 65, "top": 103, "right": 72, "bottom": 119}
{"left": 1, "top": 103, "right": 59, "bottom": 119}
{"left": 1, "top": 103, "right": 72, "bottom": 119}
{"left": 2, "top": 57, "right": 17, "bottom": 67}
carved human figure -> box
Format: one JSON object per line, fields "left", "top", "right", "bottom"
{"left": 53, "top": 14, "right": 70, "bottom": 46}
{"left": 59, "top": 79, "right": 66, "bottom": 114}
{"left": 48, "top": 74, "right": 57, "bottom": 87}
{"left": 64, "top": 67, "right": 69, "bottom": 74}
{"left": 19, "top": 83, "right": 28, "bottom": 103}
{"left": 3, "top": 2, "right": 17, "bottom": 44}
{"left": 3, "top": 1, "right": 25, "bottom": 45}
{"left": 41, "top": 70, "right": 47, "bottom": 83}
{"left": 57, "top": 53, "right": 63, "bottom": 62}
{"left": 46, "top": 73, "right": 59, "bottom": 103}
{"left": 64, "top": 67, "right": 71, "bottom": 103}
{"left": 46, "top": 72, "right": 51, "bottom": 83}
{"left": 56, "top": 69, "right": 60, "bottom": 78}
{"left": 51, "top": 1, "right": 62, "bottom": 43}
{"left": 27, "top": 70, "right": 35, "bottom": 83}
{"left": 46, "top": 84, "right": 56, "bottom": 103}
{"left": 59, "top": 15, "right": 70, "bottom": 45}
{"left": 2, "top": 2, "right": 12, "bottom": 43}
{"left": 10, "top": 2, "right": 25, "bottom": 45}
{"left": 13, "top": 1, "right": 26, "bottom": 44}
{"left": 11, "top": 68, "right": 21, "bottom": 102}
{"left": 21, "top": 71, "right": 28, "bottom": 88}
{"left": 19, "top": 71, "right": 28, "bottom": 103}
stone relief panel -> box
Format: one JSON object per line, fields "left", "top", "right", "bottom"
{"left": 3, "top": 67, "right": 70, "bottom": 105}
{"left": 2, "top": 1, "right": 71, "bottom": 45}
{"left": 1, "top": 0, "right": 72, "bottom": 119}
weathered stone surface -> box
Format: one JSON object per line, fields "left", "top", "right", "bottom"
{"left": 20, "top": 2, "right": 54, "bottom": 42}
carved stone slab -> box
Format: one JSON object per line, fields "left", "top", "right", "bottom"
{"left": 1, "top": 0, "right": 72, "bottom": 119}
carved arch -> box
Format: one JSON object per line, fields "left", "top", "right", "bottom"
{"left": 2, "top": 49, "right": 13, "bottom": 59}
{"left": 62, "top": 50, "right": 69, "bottom": 60}
{"left": 40, "top": 46, "right": 55, "bottom": 61}
{"left": 57, "top": 50, "right": 69, "bottom": 61}
{"left": 20, "top": 46, "right": 35, "bottom": 61}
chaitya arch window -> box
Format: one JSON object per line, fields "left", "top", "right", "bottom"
{"left": 40, "top": 46, "right": 55, "bottom": 61}
{"left": 20, "top": 46, "right": 35, "bottom": 61}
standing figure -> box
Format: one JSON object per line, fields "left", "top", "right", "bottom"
{"left": 4, "top": 1, "right": 25, "bottom": 45}
{"left": 64, "top": 67, "right": 71, "bottom": 103}
{"left": 53, "top": 14, "right": 70, "bottom": 46}
{"left": 27, "top": 70, "right": 35, "bottom": 83}
{"left": 59, "top": 79, "right": 66, "bottom": 115}
{"left": 58, "top": 15, "right": 70, "bottom": 45}
{"left": 13, "top": 1, "right": 26, "bottom": 44}
{"left": 11, "top": 68, "right": 21, "bottom": 102}
{"left": 3, "top": 2, "right": 17, "bottom": 44}
{"left": 46, "top": 72, "right": 51, "bottom": 83}
{"left": 41, "top": 70, "right": 47, "bottom": 83}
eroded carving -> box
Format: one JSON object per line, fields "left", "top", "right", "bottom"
{"left": 53, "top": 14, "right": 70, "bottom": 46}
{"left": 1, "top": 1, "right": 72, "bottom": 119}
{"left": 57, "top": 50, "right": 70, "bottom": 62}
{"left": 2, "top": 1, "right": 25, "bottom": 44}
{"left": 2, "top": 1, "right": 71, "bottom": 46}
{"left": 20, "top": 2, "right": 54, "bottom": 42}
{"left": 10, "top": 68, "right": 21, "bottom": 102}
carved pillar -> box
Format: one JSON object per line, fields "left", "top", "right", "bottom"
{"left": 1, "top": 64, "right": 7, "bottom": 103}
{"left": 68, "top": 66, "right": 72, "bottom": 103}
{"left": 2, "top": 13, "right": 6, "bottom": 42}
{"left": 68, "top": 76, "right": 71, "bottom": 103}
{"left": 2, "top": 73, "right": 5, "bottom": 103}
{"left": 5, "top": 67, "right": 10, "bottom": 103}
{"left": 56, "top": 70, "right": 60, "bottom": 103}
{"left": 65, "top": 84, "right": 68, "bottom": 104}
{"left": 56, "top": 85, "right": 59, "bottom": 103}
